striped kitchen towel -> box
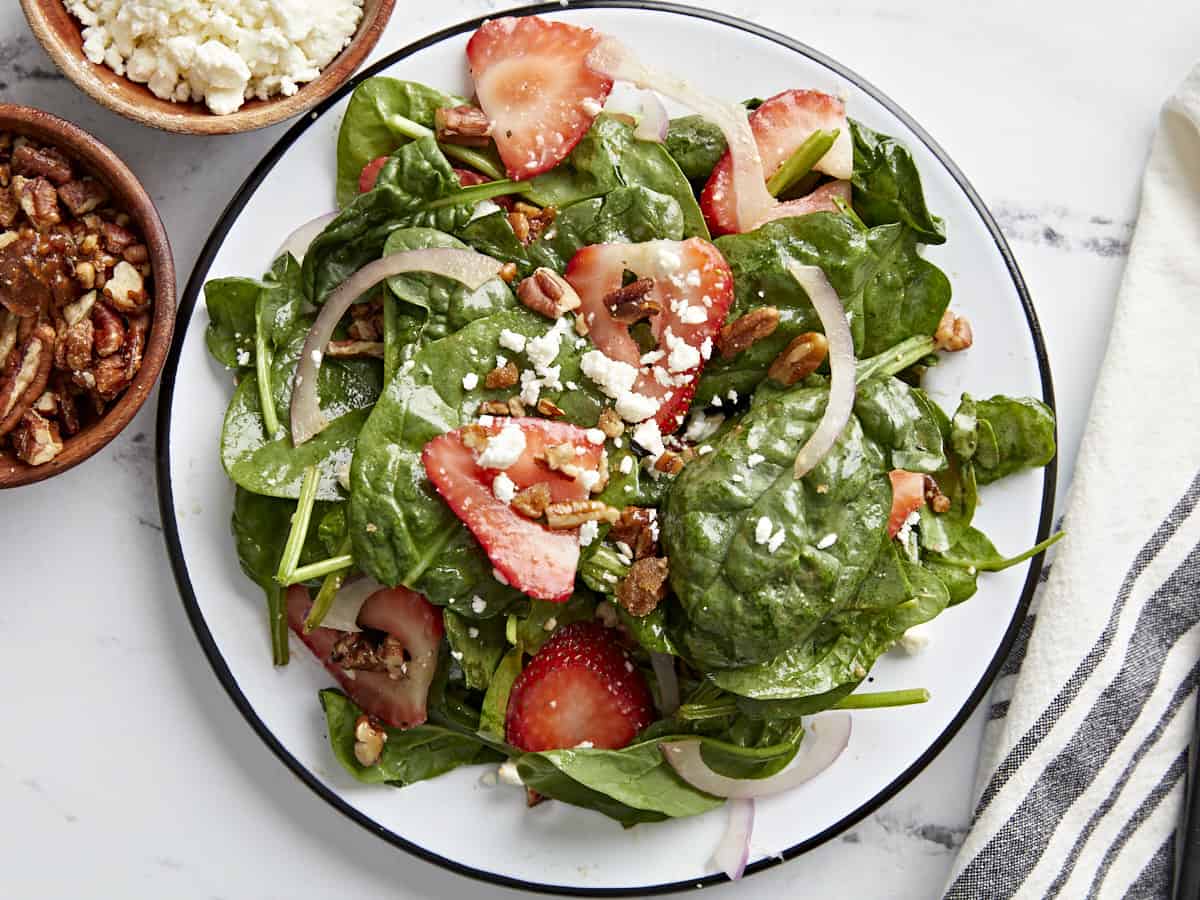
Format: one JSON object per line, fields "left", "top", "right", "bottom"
{"left": 943, "top": 64, "right": 1200, "bottom": 899}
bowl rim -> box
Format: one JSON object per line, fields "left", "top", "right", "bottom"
{"left": 18, "top": 0, "right": 398, "bottom": 136}
{"left": 0, "top": 103, "right": 176, "bottom": 489}
{"left": 154, "top": 2, "right": 1058, "bottom": 893}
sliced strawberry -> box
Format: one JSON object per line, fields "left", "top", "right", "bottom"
{"left": 467, "top": 16, "right": 612, "bottom": 180}
{"left": 286, "top": 584, "right": 444, "bottom": 729}
{"left": 754, "top": 180, "right": 851, "bottom": 228}
{"left": 887, "top": 469, "right": 927, "bottom": 538}
{"left": 422, "top": 418, "right": 606, "bottom": 602}
{"left": 701, "top": 89, "right": 852, "bottom": 236}
{"left": 358, "top": 155, "right": 390, "bottom": 194}
{"left": 566, "top": 238, "right": 734, "bottom": 433}
{"left": 506, "top": 621, "right": 654, "bottom": 751}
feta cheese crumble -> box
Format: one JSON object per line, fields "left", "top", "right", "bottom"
{"left": 64, "top": 0, "right": 365, "bottom": 116}
{"left": 498, "top": 329, "right": 527, "bottom": 353}
{"left": 462, "top": 372, "right": 479, "bottom": 390}
{"left": 615, "top": 391, "right": 659, "bottom": 423}
{"left": 816, "top": 533, "right": 838, "bottom": 550}
{"left": 898, "top": 623, "right": 932, "bottom": 654}
{"left": 492, "top": 473, "right": 516, "bottom": 503}
{"left": 581, "top": 349, "right": 638, "bottom": 398}
{"left": 631, "top": 421, "right": 665, "bottom": 459}
{"left": 476, "top": 424, "right": 526, "bottom": 470}
{"left": 754, "top": 516, "right": 773, "bottom": 545}
{"left": 579, "top": 520, "right": 599, "bottom": 546}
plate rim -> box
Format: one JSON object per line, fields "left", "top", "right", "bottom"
{"left": 154, "top": 2, "right": 1058, "bottom": 894}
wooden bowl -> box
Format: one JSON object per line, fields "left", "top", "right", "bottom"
{"left": 19, "top": 0, "right": 396, "bottom": 135}
{"left": 0, "top": 105, "right": 176, "bottom": 488}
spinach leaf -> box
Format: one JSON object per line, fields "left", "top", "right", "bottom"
{"left": 618, "top": 607, "right": 679, "bottom": 656}
{"left": 849, "top": 119, "right": 945, "bottom": 244}
{"left": 335, "top": 77, "right": 466, "bottom": 207}
{"left": 854, "top": 378, "right": 947, "bottom": 474}
{"left": 662, "top": 378, "right": 891, "bottom": 669}
{"left": 511, "top": 594, "right": 597, "bottom": 654}
{"left": 204, "top": 254, "right": 305, "bottom": 369}
{"left": 456, "top": 210, "right": 529, "bottom": 265}
{"left": 267, "top": 317, "right": 383, "bottom": 424}
{"left": 231, "top": 487, "right": 292, "bottom": 664}
{"left": 444, "top": 610, "right": 508, "bottom": 691}
{"left": 701, "top": 213, "right": 951, "bottom": 403}
{"left": 664, "top": 114, "right": 727, "bottom": 180}
{"left": 930, "top": 526, "right": 1064, "bottom": 573}
{"left": 952, "top": 394, "right": 1057, "bottom": 485}
{"left": 480, "top": 648, "right": 523, "bottom": 737}
{"left": 320, "top": 689, "right": 491, "bottom": 785}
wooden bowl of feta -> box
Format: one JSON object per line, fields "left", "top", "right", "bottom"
{"left": 19, "top": 0, "right": 397, "bottom": 135}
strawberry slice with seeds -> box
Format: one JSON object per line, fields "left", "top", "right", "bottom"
{"left": 887, "top": 469, "right": 927, "bottom": 539}
{"left": 286, "top": 584, "right": 444, "bottom": 729}
{"left": 754, "top": 180, "right": 851, "bottom": 229}
{"left": 358, "top": 155, "right": 390, "bottom": 194}
{"left": 506, "top": 621, "right": 654, "bottom": 751}
{"left": 701, "top": 89, "right": 852, "bottom": 236}
{"left": 422, "top": 418, "right": 606, "bottom": 601}
{"left": 467, "top": 16, "right": 612, "bottom": 180}
{"left": 566, "top": 238, "right": 734, "bottom": 433}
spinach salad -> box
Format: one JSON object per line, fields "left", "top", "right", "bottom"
{"left": 203, "top": 14, "right": 1058, "bottom": 858}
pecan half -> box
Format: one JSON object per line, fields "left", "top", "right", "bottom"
{"left": 543, "top": 441, "right": 580, "bottom": 475}
{"left": 604, "top": 278, "right": 659, "bottom": 324}
{"left": 479, "top": 400, "right": 513, "bottom": 416}
{"left": 924, "top": 475, "right": 952, "bottom": 513}
{"left": 64, "top": 315, "right": 93, "bottom": 372}
{"left": 11, "top": 409, "right": 62, "bottom": 465}
{"left": 718, "top": 306, "right": 779, "bottom": 359}
{"left": 100, "top": 221, "right": 136, "bottom": 254}
{"left": 90, "top": 302, "right": 124, "bottom": 357}
{"left": 506, "top": 396, "right": 526, "bottom": 417}
{"left": 122, "top": 243, "right": 148, "bottom": 265}
{"left": 12, "top": 176, "right": 61, "bottom": 231}
{"left": 0, "top": 324, "right": 55, "bottom": 437}
{"left": 934, "top": 309, "right": 973, "bottom": 352}
{"left": 58, "top": 178, "right": 109, "bottom": 217}
{"left": 0, "top": 231, "right": 50, "bottom": 316}
{"left": 545, "top": 500, "right": 620, "bottom": 529}
{"left": 12, "top": 143, "right": 72, "bottom": 185}
{"left": 609, "top": 507, "right": 659, "bottom": 560}
{"left": 434, "top": 105, "right": 492, "bottom": 147}
{"left": 93, "top": 353, "right": 129, "bottom": 399}
{"left": 767, "top": 331, "right": 829, "bottom": 385}
{"left": 616, "top": 556, "right": 670, "bottom": 617}
{"left": 331, "top": 632, "right": 383, "bottom": 671}
{"left": 508, "top": 202, "right": 556, "bottom": 245}
{"left": 517, "top": 267, "right": 581, "bottom": 319}
{"left": 536, "top": 397, "right": 565, "bottom": 417}
{"left": 353, "top": 715, "right": 388, "bottom": 767}
{"left": 511, "top": 482, "right": 552, "bottom": 519}
{"left": 0, "top": 309, "right": 18, "bottom": 368}
{"left": 123, "top": 313, "right": 148, "bottom": 382}
{"left": 485, "top": 360, "right": 519, "bottom": 389}
{"left": 653, "top": 449, "right": 686, "bottom": 475}
{"left": 325, "top": 339, "right": 384, "bottom": 358}
{"left": 0, "top": 188, "right": 17, "bottom": 228}
{"left": 102, "top": 260, "right": 147, "bottom": 312}
{"left": 460, "top": 423, "right": 489, "bottom": 451}
{"left": 56, "top": 379, "right": 79, "bottom": 436}
{"left": 597, "top": 407, "right": 624, "bottom": 438}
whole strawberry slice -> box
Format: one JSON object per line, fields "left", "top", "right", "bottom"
{"left": 467, "top": 15, "right": 612, "bottom": 180}
{"left": 701, "top": 89, "right": 852, "bottom": 236}
{"left": 506, "top": 622, "right": 654, "bottom": 751}
{"left": 566, "top": 238, "right": 734, "bottom": 433}
{"left": 422, "top": 418, "right": 607, "bottom": 602}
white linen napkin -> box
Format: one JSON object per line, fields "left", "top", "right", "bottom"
{"left": 942, "top": 64, "right": 1200, "bottom": 899}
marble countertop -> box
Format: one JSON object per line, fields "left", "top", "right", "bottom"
{"left": 2, "top": 1, "right": 1196, "bottom": 897}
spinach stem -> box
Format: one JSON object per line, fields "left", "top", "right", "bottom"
{"left": 382, "top": 294, "right": 401, "bottom": 385}
{"left": 833, "top": 194, "right": 869, "bottom": 231}
{"left": 833, "top": 688, "right": 930, "bottom": 709}
{"left": 275, "top": 465, "right": 321, "bottom": 584}
{"left": 304, "top": 536, "right": 354, "bottom": 632}
{"left": 426, "top": 178, "right": 529, "bottom": 210}
{"left": 284, "top": 554, "right": 356, "bottom": 586}
{"left": 856, "top": 335, "right": 937, "bottom": 383}
{"left": 766, "top": 128, "right": 839, "bottom": 197}
{"left": 385, "top": 112, "right": 505, "bottom": 181}
{"left": 939, "top": 531, "right": 1065, "bottom": 572}
{"left": 266, "top": 584, "right": 289, "bottom": 666}
{"left": 253, "top": 293, "right": 280, "bottom": 437}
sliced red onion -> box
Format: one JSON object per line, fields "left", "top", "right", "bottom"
{"left": 274, "top": 211, "right": 338, "bottom": 263}
{"left": 650, "top": 651, "right": 680, "bottom": 716}
{"left": 787, "top": 263, "right": 856, "bottom": 479}
{"left": 291, "top": 249, "right": 503, "bottom": 444}
{"left": 712, "top": 798, "right": 755, "bottom": 881}
{"left": 587, "top": 38, "right": 774, "bottom": 231}
{"left": 603, "top": 83, "right": 669, "bottom": 142}
{"left": 660, "top": 712, "right": 852, "bottom": 798}
{"left": 316, "top": 576, "right": 385, "bottom": 633}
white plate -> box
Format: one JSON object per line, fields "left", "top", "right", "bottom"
{"left": 157, "top": 3, "right": 1056, "bottom": 893}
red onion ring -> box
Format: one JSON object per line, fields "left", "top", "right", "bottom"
{"left": 603, "top": 83, "right": 670, "bottom": 142}
{"left": 291, "top": 249, "right": 503, "bottom": 444}
{"left": 660, "top": 712, "right": 852, "bottom": 798}
{"left": 786, "top": 263, "right": 856, "bottom": 478}
{"left": 274, "top": 211, "right": 338, "bottom": 263}
{"left": 650, "top": 651, "right": 680, "bottom": 716}
{"left": 712, "top": 798, "right": 755, "bottom": 881}
{"left": 587, "top": 38, "right": 774, "bottom": 232}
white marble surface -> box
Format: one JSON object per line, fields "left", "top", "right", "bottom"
{"left": 1, "top": 2, "right": 1194, "bottom": 897}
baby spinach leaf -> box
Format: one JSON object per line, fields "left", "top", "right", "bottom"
{"left": 955, "top": 394, "right": 1057, "bottom": 485}
{"left": 444, "top": 610, "right": 508, "bottom": 691}
{"left": 335, "top": 77, "right": 466, "bottom": 207}
{"left": 918, "top": 456, "right": 978, "bottom": 554}
{"left": 664, "top": 114, "right": 727, "bottom": 180}
{"left": 931, "top": 526, "right": 1064, "bottom": 573}
{"left": 320, "top": 689, "right": 491, "bottom": 786}
{"left": 511, "top": 594, "right": 597, "bottom": 654}
{"left": 662, "top": 378, "right": 891, "bottom": 669}
{"left": 618, "top": 607, "right": 679, "bottom": 656}
{"left": 849, "top": 119, "right": 945, "bottom": 244}
{"left": 456, "top": 210, "right": 530, "bottom": 267}
{"left": 205, "top": 278, "right": 259, "bottom": 369}
{"left": 480, "top": 648, "right": 523, "bottom": 737}
{"left": 854, "top": 377, "right": 947, "bottom": 474}
{"left": 231, "top": 487, "right": 294, "bottom": 664}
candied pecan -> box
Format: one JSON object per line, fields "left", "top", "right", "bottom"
{"left": 511, "top": 482, "right": 552, "bottom": 519}
{"left": 499, "top": 262, "right": 518, "bottom": 284}
{"left": 325, "top": 339, "right": 384, "bottom": 358}
{"left": 102, "top": 261, "right": 147, "bottom": 312}
{"left": 122, "top": 243, "right": 148, "bottom": 265}
{"left": 460, "top": 423, "right": 489, "bottom": 451}
{"left": 32, "top": 390, "right": 57, "bottom": 415}
{"left": 508, "top": 209, "right": 531, "bottom": 244}
{"left": 0, "top": 324, "right": 55, "bottom": 437}
{"left": 924, "top": 475, "right": 952, "bottom": 513}
{"left": 12, "top": 176, "right": 61, "bottom": 231}
{"left": 512, "top": 202, "right": 556, "bottom": 243}
{"left": 653, "top": 449, "right": 685, "bottom": 475}
{"left": 545, "top": 500, "right": 620, "bottom": 529}
{"left": 93, "top": 353, "right": 129, "bottom": 399}
{"left": 517, "top": 267, "right": 581, "bottom": 319}
{"left": 536, "top": 397, "right": 565, "bottom": 417}
{"left": 597, "top": 407, "right": 624, "bottom": 438}
{"left": 12, "top": 143, "right": 72, "bottom": 185}
{"left": 57, "top": 178, "right": 109, "bottom": 216}
{"left": 609, "top": 507, "right": 659, "bottom": 560}
{"left": 574, "top": 311, "right": 589, "bottom": 336}
{"left": 506, "top": 396, "right": 526, "bottom": 417}
{"left": 74, "top": 259, "right": 96, "bottom": 290}
{"left": 64, "top": 316, "right": 94, "bottom": 372}
{"left": 604, "top": 278, "right": 659, "bottom": 324}
{"left": 543, "top": 441, "right": 580, "bottom": 475}
{"left": 485, "top": 360, "right": 519, "bottom": 389}
{"left": 123, "top": 313, "right": 148, "bottom": 382}
{"left": 0, "top": 231, "right": 50, "bottom": 316}
{"left": 100, "top": 220, "right": 136, "bottom": 254}
{"left": 479, "top": 400, "right": 513, "bottom": 416}
{"left": 0, "top": 310, "right": 18, "bottom": 367}
{"left": 56, "top": 379, "right": 80, "bottom": 436}
{"left": 434, "top": 105, "right": 492, "bottom": 147}
{"left": 11, "top": 409, "right": 63, "bottom": 465}
{"left": 718, "top": 306, "right": 779, "bottom": 359}
{"left": 0, "top": 162, "right": 8, "bottom": 188}
{"left": 353, "top": 715, "right": 388, "bottom": 767}
{"left": 331, "top": 632, "right": 383, "bottom": 671}
{"left": 616, "top": 556, "right": 670, "bottom": 617}
{"left": 767, "top": 331, "right": 829, "bottom": 385}
{"left": 934, "top": 309, "right": 973, "bottom": 352}
{"left": 91, "top": 302, "right": 125, "bottom": 357}
{"left": 0, "top": 187, "right": 17, "bottom": 227}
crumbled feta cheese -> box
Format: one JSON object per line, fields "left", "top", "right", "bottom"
{"left": 495, "top": 355, "right": 507, "bottom": 368}
{"left": 235, "top": 348, "right": 250, "bottom": 367}
{"left": 471, "top": 595, "right": 486, "bottom": 614}
{"left": 679, "top": 304, "right": 708, "bottom": 325}
{"left": 581, "top": 350, "right": 638, "bottom": 398}
{"left": 727, "top": 389, "right": 739, "bottom": 404}
{"left": 585, "top": 428, "right": 606, "bottom": 445}
{"left": 640, "top": 349, "right": 665, "bottom": 365}
{"left": 895, "top": 509, "right": 921, "bottom": 545}
{"left": 615, "top": 391, "right": 659, "bottom": 423}
{"left": 632, "top": 421, "right": 665, "bottom": 459}
{"left": 698, "top": 445, "right": 714, "bottom": 456}
{"left": 468, "top": 627, "right": 479, "bottom": 639}
{"left": 478, "top": 415, "right": 495, "bottom": 427}
{"left": 816, "top": 533, "right": 838, "bottom": 550}
{"left": 581, "top": 96, "right": 603, "bottom": 116}
{"left": 526, "top": 326, "right": 563, "bottom": 369}
{"left": 499, "top": 329, "right": 527, "bottom": 353}
{"left": 577, "top": 469, "right": 601, "bottom": 492}
{"left": 519, "top": 369, "right": 541, "bottom": 406}
{"left": 747, "top": 453, "right": 765, "bottom": 468}
{"left": 618, "top": 455, "right": 634, "bottom": 475}
{"left": 579, "top": 520, "right": 599, "bottom": 546}
{"left": 663, "top": 327, "right": 701, "bottom": 373}
{"left": 767, "top": 528, "right": 786, "bottom": 553}
{"left": 755, "top": 516, "right": 773, "bottom": 545}
{"left": 462, "top": 372, "right": 479, "bottom": 390}
{"left": 683, "top": 410, "right": 724, "bottom": 443}
{"left": 699, "top": 336, "right": 714, "bottom": 360}
{"left": 898, "top": 623, "right": 932, "bottom": 654}
{"left": 476, "top": 423, "right": 526, "bottom": 470}
{"left": 574, "top": 740, "right": 595, "bottom": 749}
{"left": 492, "top": 473, "right": 516, "bottom": 503}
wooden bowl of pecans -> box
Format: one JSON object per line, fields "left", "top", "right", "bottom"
{"left": 0, "top": 105, "right": 175, "bottom": 488}
{"left": 19, "top": 0, "right": 397, "bottom": 135}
